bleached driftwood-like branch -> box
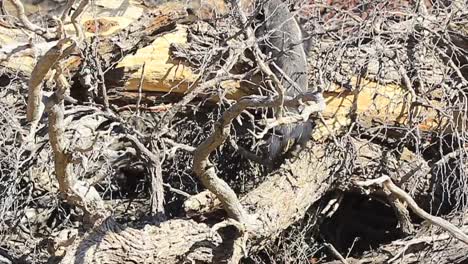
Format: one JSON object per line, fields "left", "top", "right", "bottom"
{"left": 355, "top": 176, "right": 468, "bottom": 245}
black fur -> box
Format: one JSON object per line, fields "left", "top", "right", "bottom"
{"left": 258, "top": 0, "right": 316, "bottom": 161}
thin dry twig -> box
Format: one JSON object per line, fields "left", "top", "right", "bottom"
{"left": 7, "top": 0, "right": 45, "bottom": 34}
{"left": 125, "top": 134, "right": 165, "bottom": 218}
{"left": 355, "top": 176, "right": 468, "bottom": 245}
{"left": 323, "top": 242, "right": 349, "bottom": 264}
{"left": 70, "top": 0, "right": 89, "bottom": 41}
{"left": 136, "top": 63, "right": 146, "bottom": 115}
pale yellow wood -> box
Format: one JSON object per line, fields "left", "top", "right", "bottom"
{"left": 1, "top": 0, "right": 144, "bottom": 73}
{"left": 312, "top": 78, "right": 450, "bottom": 139}
{"left": 116, "top": 25, "right": 246, "bottom": 98}
{"left": 114, "top": 27, "right": 448, "bottom": 136}
{"left": 1, "top": 1, "right": 460, "bottom": 135}
{"left": 117, "top": 25, "right": 195, "bottom": 93}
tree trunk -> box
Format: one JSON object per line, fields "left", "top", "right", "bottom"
{"left": 61, "top": 142, "right": 340, "bottom": 263}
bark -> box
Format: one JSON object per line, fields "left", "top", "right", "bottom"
{"left": 2, "top": 1, "right": 467, "bottom": 263}
{"left": 325, "top": 225, "right": 468, "bottom": 264}
{"left": 61, "top": 141, "right": 340, "bottom": 263}
{"left": 59, "top": 135, "right": 468, "bottom": 263}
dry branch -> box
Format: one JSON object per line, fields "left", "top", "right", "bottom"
{"left": 193, "top": 85, "right": 326, "bottom": 224}
{"left": 2, "top": 0, "right": 467, "bottom": 263}
{"left": 69, "top": 0, "right": 89, "bottom": 41}
{"left": 6, "top": 0, "right": 45, "bottom": 34}
{"left": 61, "top": 141, "right": 339, "bottom": 263}
{"left": 109, "top": 27, "right": 461, "bottom": 136}
{"left": 26, "top": 38, "right": 76, "bottom": 124}
{"left": 125, "top": 135, "right": 165, "bottom": 218}
{"left": 46, "top": 65, "right": 106, "bottom": 225}
{"left": 3, "top": 6, "right": 462, "bottom": 136}
{"left": 355, "top": 176, "right": 468, "bottom": 245}
{"left": 21, "top": 0, "right": 108, "bottom": 227}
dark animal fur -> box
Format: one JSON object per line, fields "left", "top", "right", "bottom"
{"left": 258, "top": 0, "right": 316, "bottom": 161}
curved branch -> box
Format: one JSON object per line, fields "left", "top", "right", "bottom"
{"left": 62, "top": 141, "right": 338, "bottom": 263}
{"left": 193, "top": 95, "right": 277, "bottom": 223}
{"left": 7, "top": 0, "right": 46, "bottom": 34}
{"left": 26, "top": 38, "right": 76, "bottom": 123}
{"left": 355, "top": 176, "right": 468, "bottom": 245}
{"left": 193, "top": 90, "right": 325, "bottom": 223}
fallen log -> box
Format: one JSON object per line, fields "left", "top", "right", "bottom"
{"left": 60, "top": 141, "right": 340, "bottom": 263}
{"left": 1, "top": 1, "right": 464, "bottom": 135}
{"left": 59, "top": 134, "right": 468, "bottom": 263}
{"left": 3, "top": 2, "right": 467, "bottom": 263}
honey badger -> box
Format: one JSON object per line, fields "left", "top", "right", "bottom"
{"left": 257, "top": 0, "right": 324, "bottom": 161}
{"left": 189, "top": 0, "right": 325, "bottom": 162}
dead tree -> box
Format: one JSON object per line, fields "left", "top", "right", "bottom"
{"left": 0, "top": 0, "right": 467, "bottom": 263}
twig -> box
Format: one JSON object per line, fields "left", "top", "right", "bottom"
{"left": 388, "top": 227, "right": 468, "bottom": 263}
{"left": 157, "top": 49, "right": 244, "bottom": 136}
{"left": 320, "top": 191, "right": 343, "bottom": 218}
{"left": 229, "top": 0, "right": 288, "bottom": 118}
{"left": 431, "top": 148, "right": 467, "bottom": 170}
{"left": 117, "top": 104, "right": 172, "bottom": 113}
{"left": 312, "top": 3, "right": 363, "bottom": 23}
{"left": 434, "top": 46, "right": 468, "bottom": 85}
{"left": 324, "top": 242, "right": 349, "bottom": 264}
{"left": 161, "top": 138, "right": 195, "bottom": 159}
{"left": 125, "top": 135, "right": 165, "bottom": 218}
{"left": 192, "top": 88, "right": 322, "bottom": 223}
{"left": 7, "top": 0, "right": 45, "bottom": 34}
{"left": 70, "top": 0, "right": 89, "bottom": 41}
{"left": 135, "top": 63, "right": 146, "bottom": 116}
{"left": 60, "top": 0, "right": 76, "bottom": 22}
{"left": 397, "top": 64, "right": 418, "bottom": 102}
{"left": 355, "top": 176, "right": 468, "bottom": 245}
{"left": 162, "top": 183, "right": 190, "bottom": 198}
{"left": 250, "top": 100, "right": 324, "bottom": 139}
{"left": 95, "top": 43, "right": 110, "bottom": 110}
